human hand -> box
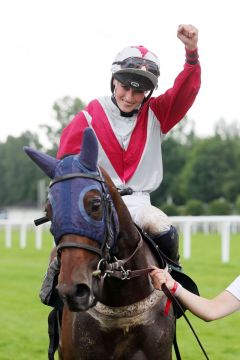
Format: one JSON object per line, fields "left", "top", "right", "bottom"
{"left": 150, "top": 266, "right": 175, "bottom": 291}
{"left": 177, "top": 24, "right": 198, "bottom": 51}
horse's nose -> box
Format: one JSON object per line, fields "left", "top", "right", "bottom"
{"left": 56, "top": 283, "right": 75, "bottom": 300}
{"left": 56, "top": 282, "right": 95, "bottom": 311}
{"left": 75, "top": 283, "right": 91, "bottom": 299}
{"left": 57, "top": 283, "right": 90, "bottom": 299}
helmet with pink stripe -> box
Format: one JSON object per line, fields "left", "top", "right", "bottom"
{"left": 111, "top": 45, "right": 160, "bottom": 92}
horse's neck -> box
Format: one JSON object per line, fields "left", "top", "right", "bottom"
{"left": 110, "top": 188, "right": 157, "bottom": 268}
{"left": 102, "top": 169, "right": 156, "bottom": 266}
{"left": 99, "top": 176, "right": 159, "bottom": 306}
{"left": 111, "top": 191, "right": 141, "bottom": 257}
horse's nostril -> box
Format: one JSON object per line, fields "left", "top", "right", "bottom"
{"left": 76, "top": 284, "right": 90, "bottom": 298}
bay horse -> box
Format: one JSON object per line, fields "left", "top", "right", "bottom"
{"left": 24, "top": 128, "right": 176, "bottom": 360}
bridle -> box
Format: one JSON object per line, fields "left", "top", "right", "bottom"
{"left": 36, "top": 170, "right": 147, "bottom": 280}
{"left": 49, "top": 172, "right": 105, "bottom": 188}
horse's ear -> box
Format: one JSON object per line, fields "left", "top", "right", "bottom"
{"left": 23, "top": 147, "right": 60, "bottom": 179}
{"left": 78, "top": 128, "right": 98, "bottom": 171}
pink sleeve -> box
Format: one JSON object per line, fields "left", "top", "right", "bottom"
{"left": 149, "top": 63, "right": 201, "bottom": 134}
{"left": 57, "top": 112, "right": 89, "bottom": 159}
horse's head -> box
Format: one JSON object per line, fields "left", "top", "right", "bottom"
{"left": 24, "top": 128, "right": 119, "bottom": 311}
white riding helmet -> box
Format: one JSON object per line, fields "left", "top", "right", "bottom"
{"left": 111, "top": 45, "right": 160, "bottom": 92}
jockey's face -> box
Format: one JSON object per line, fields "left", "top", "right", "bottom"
{"left": 113, "top": 80, "right": 146, "bottom": 113}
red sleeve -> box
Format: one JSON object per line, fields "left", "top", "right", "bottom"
{"left": 149, "top": 62, "right": 201, "bottom": 134}
{"left": 56, "top": 111, "right": 89, "bottom": 159}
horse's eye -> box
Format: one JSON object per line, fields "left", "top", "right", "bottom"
{"left": 84, "top": 191, "right": 103, "bottom": 220}
{"left": 91, "top": 198, "right": 102, "bottom": 212}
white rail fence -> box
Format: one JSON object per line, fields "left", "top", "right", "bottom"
{"left": 0, "top": 219, "right": 50, "bottom": 250}
{"left": 171, "top": 215, "right": 240, "bottom": 263}
{"left": 0, "top": 216, "right": 240, "bottom": 263}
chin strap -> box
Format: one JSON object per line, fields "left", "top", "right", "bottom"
{"left": 143, "top": 90, "right": 153, "bottom": 102}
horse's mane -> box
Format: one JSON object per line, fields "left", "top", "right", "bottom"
{"left": 100, "top": 167, "right": 139, "bottom": 247}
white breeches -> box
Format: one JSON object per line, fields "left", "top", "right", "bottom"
{"left": 122, "top": 192, "right": 171, "bottom": 235}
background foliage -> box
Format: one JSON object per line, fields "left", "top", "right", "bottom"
{"left": 0, "top": 96, "right": 240, "bottom": 214}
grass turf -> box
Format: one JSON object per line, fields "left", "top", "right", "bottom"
{"left": 0, "top": 230, "right": 239, "bottom": 359}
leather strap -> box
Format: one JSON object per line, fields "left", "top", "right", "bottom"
{"left": 57, "top": 242, "right": 103, "bottom": 258}
{"left": 162, "top": 284, "right": 210, "bottom": 360}
{"left": 49, "top": 172, "right": 105, "bottom": 188}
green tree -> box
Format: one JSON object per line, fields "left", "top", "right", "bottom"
{"left": 0, "top": 132, "right": 43, "bottom": 206}
{"left": 151, "top": 117, "right": 199, "bottom": 206}
{"left": 184, "top": 199, "right": 205, "bottom": 215}
{"left": 180, "top": 135, "right": 240, "bottom": 203}
{"left": 158, "top": 203, "right": 180, "bottom": 216}
{"left": 235, "top": 195, "right": 240, "bottom": 214}
{"left": 208, "top": 198, "right": 232, "bottom": 215}
{"left": 151, "top": 136, "right": 188, "bottom": 206}
{"left": 41, "top": 96, "right": 85, "bottom": 153}
{"left": 214, "top": 117, "right": 240, "bottom": 140}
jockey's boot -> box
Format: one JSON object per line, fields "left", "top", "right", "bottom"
{"left": 39, "top": 256, "right": 60, "bottom": 307}
{"left": 152, "top": 225, "right": 181, "bottom": 266}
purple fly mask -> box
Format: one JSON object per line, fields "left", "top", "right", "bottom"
{"left": 23, "top": 128, "right": 119, "bottom": 246}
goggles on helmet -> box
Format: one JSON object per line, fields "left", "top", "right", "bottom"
{"left": 112, "top": 57, "right": 160, "bottom": 77}
{"left": 113, "top": 72, "right": 154, "bottom": 92}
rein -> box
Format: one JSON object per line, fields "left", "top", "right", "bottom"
{"left": 161, "top": 284, "right": 210, "bottom": 360}
{"left": 93, "top": 234, "right": 153, "bottom": 280}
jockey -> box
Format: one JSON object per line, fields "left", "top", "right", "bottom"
{"left": 40, "top": 24, "right": 201, "bottom": 306}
